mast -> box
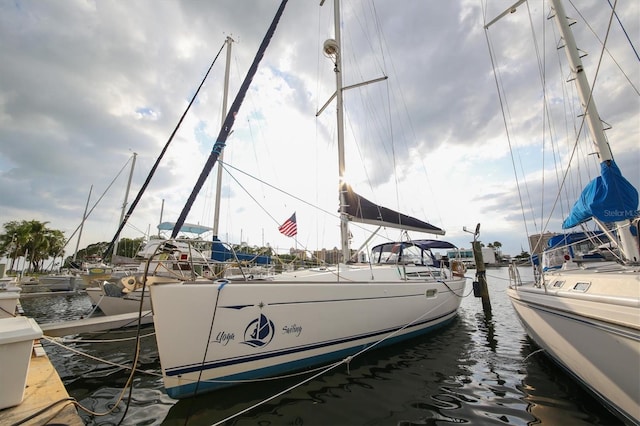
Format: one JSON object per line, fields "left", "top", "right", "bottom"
{"left": 112, "top": 152, "right": 137, "bottom": 259}
{"left": 550, "top": 0, "right": 639, "bottom": 262}
{"left": 213, "top": 36, "right": 234, "bottom": 239}
{"left": 73, "top": 185, "right": 92, "bottom": 262}
{"left": 549, "top": 0, "right": 612, "bottom": 162}
{"left": 321, "top": 0, "right": 350, "bottom": 263}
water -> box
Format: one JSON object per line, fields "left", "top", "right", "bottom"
{"left": 19, "top": 267, "right": 625, "bottom": 425}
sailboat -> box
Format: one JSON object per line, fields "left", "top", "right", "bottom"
{"left": 146, "top": 0, "right": 467, "bottom": 399}
{"left": 488, "top": 1, "right": 639, "bottom": 424}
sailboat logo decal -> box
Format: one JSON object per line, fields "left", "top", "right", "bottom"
{"left": 242, "top": 313, "right": 275, "bottom": 347}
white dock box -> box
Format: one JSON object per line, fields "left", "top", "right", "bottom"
{"left": 0, "top": 316, "right": 43, "bottom": 409}
{"left": 0, "top": 290, "right": 21, "bottom": 319}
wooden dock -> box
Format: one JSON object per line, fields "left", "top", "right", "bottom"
{"left": 0, "top": 342, "right": 84, "bottom": 426}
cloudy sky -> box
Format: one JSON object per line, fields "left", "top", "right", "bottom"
{"left": 1, "top": 0, "right": 638, "bottom": 261}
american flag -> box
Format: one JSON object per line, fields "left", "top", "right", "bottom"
{"left": 278, "top": 212, "right": 297, "bottom": 237}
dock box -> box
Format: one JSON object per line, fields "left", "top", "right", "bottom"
{"left": 0, "top": 316, "right": 43, "bottom": 409}
{"left": 0, "top": 290, "right": 21, "bottom": 319}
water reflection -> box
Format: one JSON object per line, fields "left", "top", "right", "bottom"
{"left": 518, "top": 339, "right": 623, "bottom": 425}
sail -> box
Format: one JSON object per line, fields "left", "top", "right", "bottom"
{"left": 342, "top": 183, "right": 445, "bottom": 235}
{"left": 562, "top": 161, "right": 639, "bottom": 229}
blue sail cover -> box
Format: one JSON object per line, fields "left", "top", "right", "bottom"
{"left": 211, "top": 237, "right": 271, "bottom": 265}
{"left": 562, "top": 160, "right": 639, "bottom": 229}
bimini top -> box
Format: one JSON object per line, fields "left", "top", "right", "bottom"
{"left": 370, "top": 239, "right": 458, "bottom": 265}
{"left": 157, "top": 221, "right": 213, "bottom": 235}
{"left": 371, "top": 239, "right": 457, "bottom": 252}
{"left": 546, "top": 231, "right": 608, "bottom": 250}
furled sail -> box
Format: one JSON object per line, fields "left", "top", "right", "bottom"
{"left": 341, "top": 183, "right": 445, "bottom": 235}
{"left": 562, "top": 161, "right": 639, "bottom": 229}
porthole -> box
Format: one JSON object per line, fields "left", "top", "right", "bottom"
{"left": 573, "top": 282, "right": 590, "bottom": 292}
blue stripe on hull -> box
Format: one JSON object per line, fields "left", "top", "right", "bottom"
{"left": 164, "top": 311, "right": 457, "bottom": 399}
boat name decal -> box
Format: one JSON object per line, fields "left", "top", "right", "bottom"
{"left": 282, "top": 324, "right": 302, "bottom": 336}
{"left": 214, "top": 331, "right": 235, "bottom": 346}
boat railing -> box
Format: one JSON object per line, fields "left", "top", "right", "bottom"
{"left": 508, "top": 263, "right": 523, "bottom": 287}
{"left": 141, "top": 238, "right": 218, "bottom": 282}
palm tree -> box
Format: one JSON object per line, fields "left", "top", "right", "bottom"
{"left": 0, "top": 220, "right": 66, "bottom": 273}
{"left": 0, "top": 221, "right": 31, "bottom": 271}
{"left": 492, "top": 241, "right": 503, "bottom": 258}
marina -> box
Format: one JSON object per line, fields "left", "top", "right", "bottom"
{"left": 0, "top": 0, "right": 637, "bottom": 425}
{"left": 4, "top": 267, "right": 627, "bottom": 425}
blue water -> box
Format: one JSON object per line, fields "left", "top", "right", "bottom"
{"left": 20, "top": 267, "right": 624, "bottom": 425}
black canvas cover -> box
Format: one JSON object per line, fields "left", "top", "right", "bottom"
{"left": 341, "top": 183, "right": 445, "bottom": 235}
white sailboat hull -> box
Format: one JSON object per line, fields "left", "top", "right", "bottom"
{"left": 86, "top": 286, "right": 151, "bottom": 316}
{"left": 36, "top": 275, "right": 81, "bottom": 292}
{"left": 508, "top": 265, "right": 640, "bottom": 424}
{"left": 150, "top": 266, "right": 466, "bottom": 399}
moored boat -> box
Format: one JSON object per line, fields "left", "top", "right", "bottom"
{"left": 487, "top": 1, "right": 640, "bottom": 424}
{"left": 147, "top": 0, "right": 468, "bottom": 399}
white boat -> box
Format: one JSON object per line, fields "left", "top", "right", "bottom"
{"left": 86, "top": 283, "right": 151, "bottom": 317}
{"left": 86, "top": 234, "right": 217, "bottom": 316}
{"left": 78, "top": 262, "right": 113, "bottom": 287}
{"left": 487, "top": 1, "right": 640, "bottom": 424}
{"left": 146, "top": 0, "right": 467, "bottom": 400}
{"left": 85, "top": 235, "right": 275, "bottom": 317}
{"left": 39, "top": 273, "right": 80, "bottom": 290}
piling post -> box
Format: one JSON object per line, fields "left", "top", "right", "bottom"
{"left": 464, "top": 223, "right": 492, "bottom": 314}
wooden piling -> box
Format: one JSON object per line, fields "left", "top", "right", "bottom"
{"left": 471, "top": 240, "right": 492, "bottom": 314}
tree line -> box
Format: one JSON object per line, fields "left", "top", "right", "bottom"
{"left": 0, "top": 220, "right": 144, "bottom": 273}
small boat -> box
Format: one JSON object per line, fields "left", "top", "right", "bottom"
{"left": 146, "top": 0, "right": 467, "bottom": 400}
{"left": 37, "top": 273, "right": 81, "bottom": 292}
{"left": 487, "top": 1, "right": 639, "bottom": 424}
{"left": 77, "top": 258, "right": 113, "bottom": 287}
{"left": 86, "top": 234, "right": 216, "bottom": 316}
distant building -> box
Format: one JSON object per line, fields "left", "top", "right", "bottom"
{"left": 528, "top": 232, "right": 557, "bottom": 257}
{"left": 446, "top": 247, "right": 497, "bottom": 266}
{"left": 290, "top": 248, "right": 307, "bottom": 259}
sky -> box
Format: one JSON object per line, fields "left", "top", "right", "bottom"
{"left": 0, "top": 0, "right": 638, "bottom": 262}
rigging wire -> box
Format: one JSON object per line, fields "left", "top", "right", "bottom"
{"left": 102, "top": 39, "right": 228, "bottom": 260}
{"left": 483, "top": 0, "right": 625, "bottom": 255}
{"left": 48, "top": 155, "right": 134, "bottom": 265}
{"left": 482, "top": 3, "right": 534, "bottom": 255}
{"left": 568, "top": 0, "right": 640, "bottom": 95}
{"left": 604, "top": 0, "right": 640, "bottom": 62}
{"left": 538, "top": 0, "right": 620, "bottom": 236}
